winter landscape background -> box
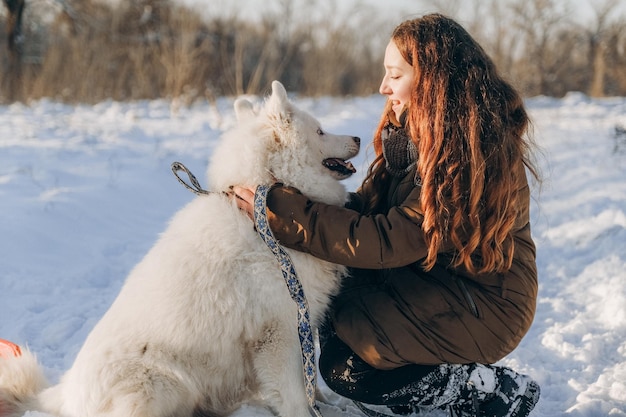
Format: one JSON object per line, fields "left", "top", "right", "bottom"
{"left": 0, "top": 90, "right": 625, "bottom": 416}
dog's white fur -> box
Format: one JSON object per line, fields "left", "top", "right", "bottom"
{"left": 0, "top": 81, "right": 360, "bottom": 417}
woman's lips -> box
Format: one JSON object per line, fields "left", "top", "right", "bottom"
{"left": 392, "top": 101, "right": 402, "bottom": 115}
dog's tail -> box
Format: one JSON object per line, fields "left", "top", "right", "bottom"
{"left": 0, "top": 345, "right": 49, "bottom": 417}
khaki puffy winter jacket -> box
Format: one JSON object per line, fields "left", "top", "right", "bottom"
{"left": 264, "top": 163, "right": 537, "bottom": 370}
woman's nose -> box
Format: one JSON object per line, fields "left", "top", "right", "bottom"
{"left": 379, "top": 77, "right": 391, "bottom": 95}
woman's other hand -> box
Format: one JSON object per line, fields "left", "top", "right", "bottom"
{"left": 231, "top": 185, "right": 256, "bottom": 221}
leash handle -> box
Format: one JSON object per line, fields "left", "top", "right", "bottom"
{"left": 171, "top": 162, "right": 211, "bottom": 196}
{"left": 254, "top": 185, "right": 323, "bottom": 417}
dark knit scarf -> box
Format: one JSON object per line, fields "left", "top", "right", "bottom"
{"left": 382, "top": 115, "right": 418, "bottom": 178}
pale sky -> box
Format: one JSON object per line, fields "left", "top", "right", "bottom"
{"left": 344, "top": 0, "right": 624, "bottom": 25}
{"left": 178, "top": 0, "right": 625, "bottom": 27}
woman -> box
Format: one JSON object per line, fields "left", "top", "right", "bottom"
{"left": 233, "top": 13, "right": 540, "bottom": 417}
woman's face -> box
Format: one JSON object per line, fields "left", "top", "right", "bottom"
{"left": 379, "top": 40, "right": 414, "bottom": 121}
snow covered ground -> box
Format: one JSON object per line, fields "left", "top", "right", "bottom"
{"left": 0, "top": 91, "right": 625, "bottom": 416}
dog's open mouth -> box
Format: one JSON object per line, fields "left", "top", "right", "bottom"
{"left": 322, "top": 158, "right": 356, "bottom": 178}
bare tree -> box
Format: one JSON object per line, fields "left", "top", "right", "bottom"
{"left": 509, "top": 0, "right": 572, "bottom": 95}
{"left": 428, "top": 0, "right": 463, "bottom": 17}
{"left": 584, "top": 0, "right": 621, "bottom": 96}
{"left": 2, "top": 0, "right": 24, "bottom": 100}
{"left": 3, "top": 0, "right": 24, "bottom": 54}
{"left": 460, "top": 0, "right": 522, "bottom": 82}
{"left": 603, "top": 19, "right": 626, "bottom": 94}
{"left": 3, "top": 0, "right": 626, "bottom": 102}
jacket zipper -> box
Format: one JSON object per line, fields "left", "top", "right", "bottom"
{"left": 456, "top": 278, "right": 480, "bottom": 318}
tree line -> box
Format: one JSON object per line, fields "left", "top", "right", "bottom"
{"left": 1, "top": 0, "right": 625, "bottom": 103}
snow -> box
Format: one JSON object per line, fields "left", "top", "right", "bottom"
{"left": 1, "top": 91, "right": 625, "bottom": 417}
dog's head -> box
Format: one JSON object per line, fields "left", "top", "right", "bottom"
{"left": 254, "top": 81, "right": 360, "bottom": 182}
{"left": 209, "top": 81, "right": 360, "bottom": 205}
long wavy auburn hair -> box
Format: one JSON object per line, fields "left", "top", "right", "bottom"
{"left": 362, "top": 14, "right": 539, "bottom": 275}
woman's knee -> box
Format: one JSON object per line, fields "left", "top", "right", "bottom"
{"left": 318, "top": 335, "right": 374, "bottom": 399}
{"left": 319, "top": 337, "right": 351, "bottom": 391}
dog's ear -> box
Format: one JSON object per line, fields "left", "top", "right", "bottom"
{"left": 234, "top": 98, "right": 256, "bottom": 121}
{"left": 266, "top": 80, "right": 293, "bottom": 129}
{"left": 270, "top": 80, "right": 288, "bottom": 104}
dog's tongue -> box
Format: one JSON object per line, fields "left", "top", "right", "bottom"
{"left": 323, "top": 158, "right": 356, "bottom": 176}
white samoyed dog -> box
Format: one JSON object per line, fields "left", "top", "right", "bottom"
{"left": 0, "top": 81, "right": 360, "bottom": 417}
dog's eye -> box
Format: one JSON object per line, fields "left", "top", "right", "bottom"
{"left": 317, "top": 128, "right": 324, "bottom": 136}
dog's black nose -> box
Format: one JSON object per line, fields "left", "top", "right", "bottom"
{"left": 353, "top": 137, "right": 361, "bottom": 146}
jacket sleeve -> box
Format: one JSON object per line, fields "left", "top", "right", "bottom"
{"left": 265, "top": 184, "right": 429, "bottom": 269}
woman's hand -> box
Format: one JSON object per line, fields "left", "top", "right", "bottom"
{"left": 231, "top": 185, "right": 257, "bottom": 221}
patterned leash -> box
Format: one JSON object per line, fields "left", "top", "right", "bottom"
{"left": 254, "top": 185, "right": 390, "bottom": 417}
{"left": 171, "top": 162, "right": 211, "bottom": 196}
{"left": 253, "top": 185, "right": 323, "bottom": 417}
{"left": 170, "top": 163, "right": 322, "bottom": 417}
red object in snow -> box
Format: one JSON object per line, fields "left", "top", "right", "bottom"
{"left": 0, "top": 338, "right": 21, "bottom": 358}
